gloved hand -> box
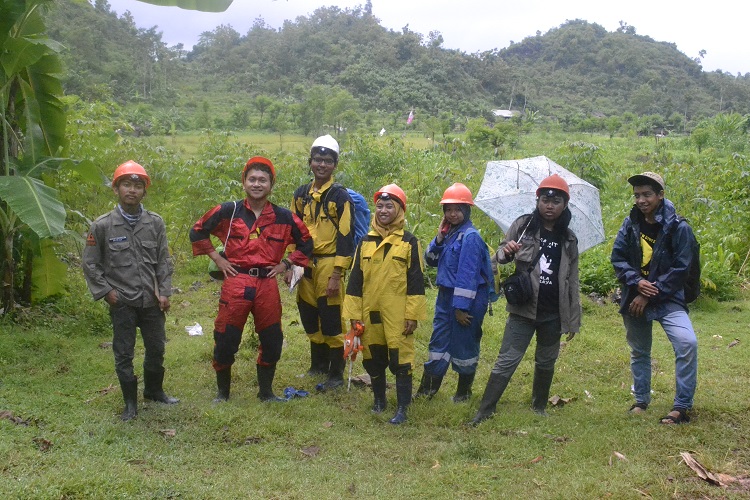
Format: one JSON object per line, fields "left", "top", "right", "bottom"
{"left": 565, "top": 332, "right": 576, "bottom": 342}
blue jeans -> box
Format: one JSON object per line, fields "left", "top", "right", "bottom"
{"left": 624, "top": 310, "right": 697, "bottom": 410}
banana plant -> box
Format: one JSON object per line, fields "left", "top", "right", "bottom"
{"left": 0, "top": 0, "right": 99, "bottom": 312}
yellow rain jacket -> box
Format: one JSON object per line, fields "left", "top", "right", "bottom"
{"left": 343, "top": 228, "right": 427, "bottom": 366}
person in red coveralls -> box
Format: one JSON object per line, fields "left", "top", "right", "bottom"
{"left": 190, "top": 157, "right": 312, "bottom": 402}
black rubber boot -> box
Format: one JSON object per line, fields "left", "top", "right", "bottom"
{"left": 143, "top": 367, "right": 179, "bottom": 404}
{"left": 319, "top": 346, "right": 345, "bottom": 391}
{"left": 389, "top": 374, "right": 412, "bottom": 425}
{"left": 531, "top": 367, "right": 555, "bottom": 416}
{"left": 469, "top": 372, "right": 511, "bottom": 426}
{"left": 370, "top": 371, "right": 387, "bottom": 413}
{"left": 307, "top": 342, "right": 329, "bottom": 376}
{"left": 213, "top": 367, "right": 231, "bottom": 403}
{"left": 452, "top": 372, "right": 476, "bottom": 403}
{"left": 119, "top": 377, "right": 138, "bottom": 421}
{"left": 413, "top": 372, "right": 443, "bottom": 399}
{"left": 257, "top": 364, "right": 286, "bottom": 402}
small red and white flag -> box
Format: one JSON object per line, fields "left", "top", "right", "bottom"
{"left": 407, "top": 110, "right": 414, "bottom": 124}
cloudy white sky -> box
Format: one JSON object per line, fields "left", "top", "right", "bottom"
{"left": 106, "top": 0, "right": 748, "bottom": 75}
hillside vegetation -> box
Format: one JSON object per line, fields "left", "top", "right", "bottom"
{"left": 47, "top": 1, "right": 750, "bottom": 135}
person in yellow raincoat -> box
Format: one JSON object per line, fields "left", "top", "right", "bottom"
{"left": 343, "top": 184, "right": 427, "bottom": 424}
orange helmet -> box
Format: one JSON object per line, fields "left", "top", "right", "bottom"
{"left": 112, "top": 161, "right": 150, "bottom": 188}
{"left": 440, "top": 183, "right": 474, "bottom": 205}
{"left": 536, "top": 174, "right": 570, "bottom": 201}
{"left": 242, "top": 156, "right": 276, "bottom": 183}
{"left": 374, "top": 184, "right": 407, "bottom": 210}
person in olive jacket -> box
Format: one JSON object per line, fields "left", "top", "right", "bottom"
{"left": 470, "top": 174, "right": 581, "bottom": 425}
{"left": 83, "top": 161, "right": 177, "bottom": 422}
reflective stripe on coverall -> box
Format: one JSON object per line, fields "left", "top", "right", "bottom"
{"left": 424, "top": 222, "right": 493, "bottom": 376}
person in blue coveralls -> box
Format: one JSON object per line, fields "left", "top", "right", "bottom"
{"left": 415, "top": 183, "right": 494, "bottom": 403}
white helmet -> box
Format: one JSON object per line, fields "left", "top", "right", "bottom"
{"left": 311, "top": 134, "right": 340, "bottom": 158}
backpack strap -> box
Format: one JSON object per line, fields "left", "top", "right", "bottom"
{"left": 321, "top": 183, "right": 344, "bottom": 233}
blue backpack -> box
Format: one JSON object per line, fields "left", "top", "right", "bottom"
{"left": 346, "top": 188, "right": 371, "bottom": 247}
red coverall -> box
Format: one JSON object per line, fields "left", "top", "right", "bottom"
{"left": 191, "top": 200, "right": 312, "bottom": 370}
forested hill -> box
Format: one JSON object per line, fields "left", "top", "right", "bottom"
{"left": 47, "top": 0, "right": 749, "bottom": 130}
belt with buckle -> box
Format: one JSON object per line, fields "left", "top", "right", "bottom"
{"left": 233, "top": 267, "right": 271, "bottom": 278}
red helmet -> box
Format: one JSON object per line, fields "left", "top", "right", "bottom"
{"left": 242, "top": 156, "right": 276, "bottom": 183}
{"left": 440, "top": 183, "right": 474, "bottom": 205}
{"left": 536, "top": 174, "right": 570, "bottom": 201}
{"left": 112, "top": 161, "right": 150, "bottom": 188}
{"left": 374, "top": 184, "right": 407, "bottom": 210}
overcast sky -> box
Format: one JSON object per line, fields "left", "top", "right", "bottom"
{"left": 105, "top": 0, "right": 748, "bottom": 75}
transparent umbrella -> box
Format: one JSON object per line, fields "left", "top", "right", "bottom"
{"left": 475, "top": 156, "right": 605, "bottom": 253}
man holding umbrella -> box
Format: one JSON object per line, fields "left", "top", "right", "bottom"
{"left": 470, "top": 174, "right": 581, "bottom": 425}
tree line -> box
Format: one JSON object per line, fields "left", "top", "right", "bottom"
{"left": 45, "top": 1, "right": 750, "bottom": 136}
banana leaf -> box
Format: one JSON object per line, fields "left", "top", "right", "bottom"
{"left": 0, "top": 176, "right": 66, "bottom": 238}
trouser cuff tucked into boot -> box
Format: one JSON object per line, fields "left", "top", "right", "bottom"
{"left": 214, "top": 367, "right": 231, "bottom": 403}
{"left": 531, "top": 367, "right": 555, "bottom": 416}
{"left": 119, "top": 377, "right": 139, "bottom": 421}
{"left": 307, "top": 341, "right": 330, "bottom": 376}
{"left": 257, "top": 364, "right": 286, "bottom": 402}
{"left": 143, "top": 367, "right": 179, "bottom": 404}
{"left": 370, "top": 371, "right": 387, "bottom": 413}
{"left": 389, "top": 373, "right": 412, "bottom": 425}
{"left": 318, "top": 346, "right": 345, "bottom": 392}
{"left": 469, "top": 372, "right": 511, "bottom": 426}
{"left": 414, "top": 372, "right": 443, "bottom": 399}
{"left": 452, "top": 372, "right": 475, "bottom": 403}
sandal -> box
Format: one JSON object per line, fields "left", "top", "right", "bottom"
{"left": 628, "top": 402, "right": 648, "bottom": 414}
{"left": 660, "top": 408, "right": 690, "bottom": 424}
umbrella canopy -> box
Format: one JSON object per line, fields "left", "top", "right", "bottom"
{"left": 475, "top": 156, "right": 605, "bottom": 253}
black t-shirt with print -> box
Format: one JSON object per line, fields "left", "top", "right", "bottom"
{"left": 639, "top": 220, "right": 660, "bottom": 278}
{"left": 536, "top": 227, "right": 562, "bottom": 314}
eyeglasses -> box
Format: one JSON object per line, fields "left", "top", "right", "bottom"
{"left": 311, "top": 157, "right": 335, "bottom": 166}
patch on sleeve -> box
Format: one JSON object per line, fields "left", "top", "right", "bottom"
{"left": 86, "top": 233, "right": 96, "bottom": 246}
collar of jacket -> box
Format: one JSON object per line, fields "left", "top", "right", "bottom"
{"left": 309, "top": 178, "right": 335, "bottom": 201}
{"left": 628, "top": 197, "right": 677, "bottom": 233}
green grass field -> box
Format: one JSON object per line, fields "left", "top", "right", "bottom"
{"left": 1, "top": 267, "right": 749, "bottom": 498}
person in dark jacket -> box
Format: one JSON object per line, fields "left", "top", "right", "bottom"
{"left": 83, "top": 161, "right": 178, "bottom": 421}
{"left": 191, "top": 157, "right": 312, "bottom": 403}
{"left": 416, "top": 183, "right": 494, "bottom": 403}
{"left": 470, "top": 174, "right": 581, "bottom": 425}
{"left": 611, "top": 172, "right": 698, "bottom": 424}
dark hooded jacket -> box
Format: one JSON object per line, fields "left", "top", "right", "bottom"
{"left": 611, "top": 198, "right": 694, "bottom": 320}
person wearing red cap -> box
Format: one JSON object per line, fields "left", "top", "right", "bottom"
{"left": 191, "top": 157, "right": 312, "bottom": 403}
{"left": 83, "top": 161, "right": 178, "bottom": 421}
{"left": 470, "top": 174, "right": 581, "bottom": 425}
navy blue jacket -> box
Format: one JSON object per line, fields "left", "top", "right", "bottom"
{"left": 611, "top": 198, "right": 694, "bottom": 320}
